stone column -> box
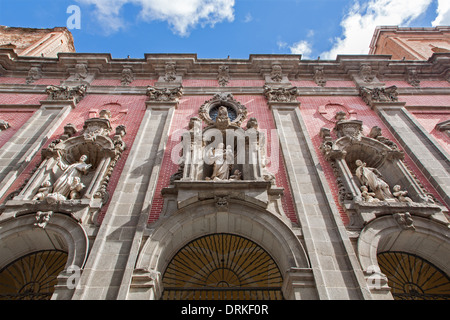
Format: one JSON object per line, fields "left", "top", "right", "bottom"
{"left": 267, "top": 90, "right": 371, "bottom": 299}
{"left": 72, "top": 95, "right": 178, "bottom": 300}
{"left": 374, "top": 105, "right": 450, "bottom": 208}
{"left": 0, "top": 99, "right": 77, "bottom": 200}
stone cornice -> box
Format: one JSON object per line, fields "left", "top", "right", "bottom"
{"left": 1, "top": 49, "right": 450, "bottom": 87}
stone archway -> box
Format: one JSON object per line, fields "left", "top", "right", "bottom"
{"left": 357, "top": 215, "right": 450, "bottom": 299}
{"left": 128, "top": 201, "right": 316, "bottom": 300}
{"left": 0, "top": 213, "right": 89, "bottom": 300}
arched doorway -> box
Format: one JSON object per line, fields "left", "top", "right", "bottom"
{"left": 0, "top": 250, "right": 68, "bottom": 300}
{"left": 161, "top": 233, "right": 284, "bottom": 300}
{"left": 378, "top": 251, "right": 450, "bottom": 300}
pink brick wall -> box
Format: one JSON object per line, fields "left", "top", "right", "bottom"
{"left": 410, "top": 110, "right": 450, "bottom": 154}
{"left": 0, "top": 108, "right": 36, "bottom": 149}
{"left": 148, "top": 94, "right": 297, "bottom": 224}
{"left": 298, "top": 96, "right": 448, "bottom": 225}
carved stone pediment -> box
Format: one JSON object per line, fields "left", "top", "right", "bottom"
{"left": 263, "top": 85, "right": 299, "bottom": 103}
{"left": 146, "top": 86, "right": 183, "bottom": 102}
{"left": 45, "top": 84, "right": 87, "bottom": 104}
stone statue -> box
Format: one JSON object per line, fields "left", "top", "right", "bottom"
{"left": 393, "top": 185, "right": 413, "bottom": 203}
{"left": 229, "top": 169, "right": 242, "bottom": 181}
{"left": 355, "top": 159, "right": 393, "bottom": 201}
{"left": 205, "top": 143, "right": 234, "bottom": 180}
{"left": 360, "top": 185, "right": 380, "bottom": 203}
{"left": 52, "top": 155, "right": 91, "bottom": 199}
{"left": 32, "top": 180, "right": 52, "bottom": 200}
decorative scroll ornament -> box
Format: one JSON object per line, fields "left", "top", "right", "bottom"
{"left": 45, "top": 84, "right": 87, "bottom": 103}
{"left": 263, "top": 85, "right": 299, "bottom": 103}
{"left": 407, "top": 68, "right": 420, "bottom": 87}
{"left": 26, "top": 66, "right": 42, "bottom": 84}
{"left": 164, "top": 62, "right": 177, "bottom": 82}
{"left": 0, "top": 119, "right": 10, "bottom": 131}
{"left": 217, "top": 65, "right": 230, "bottom": 87}
{"left": 359, "top": 64, "right": 375, "bottom": 83}
{"left": 270, "top": 63, "right": 283, "bottom": 83}
{"left": 359, "top": 86, "right": 398, "bottom": 108}
{"left": 121, "top": 67, "right": 134, "bottom": 86}
{"left": 313, "top": 66, "right": 326, "bottom": 87}
{"left": 146, "top": 86, "right": 183, "bottom": 102}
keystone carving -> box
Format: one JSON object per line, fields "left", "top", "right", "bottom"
{"left": 263, "top": 85, "right": 299, "bottom": 103}
{"left": 45, "top": 84, "right": 87, "bottom": 103}
{"left": 393, "top": 212, "right": 415, "bottom": 230}
{"left": 146, "top": 86, "right": 183, "bottom": 102}
{"left": 34, "top": 211, "right": 53, "bottom": 229}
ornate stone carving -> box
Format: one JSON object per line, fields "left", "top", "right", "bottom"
{"left": 217, "top": 65, "right": 230, "bottom": 87}
{"left": 74, "top": 63, "right": 88, "bottom": 81}
{"left": 146, "top": 86, "right": 183, "bottom": 102}
{"left": 121, "top": 67, "right": 134, "bottom": 86}
{"left": 313, "top": 66, "right": 326, "bottom": 87}
{"left": 45, "top": 84, "right": 87, "bottom": 103}
{"left": 334, "top": 112, "right": 363, "bottom": 140}
{"left": 198, "top": 92, "right": 247, "bottom": 128}
{"left": 393, "top": 212, "right": 415, "bottom": 230}
{"left": 26, "top": 66, "right": 41, "bottom": 84}
{"left": 359, "top": 64, "right": 375, "bottom": 83}
{"left": 61, "top": 123, "right": 77, "bottom": 140}
{"left": 0, "top": 119, "right": 10, "bottom": 131}
{"left": 270, "top": 63, "right": 283, "bottom": 83}
{"left": 83, "top": 110, "right": 113, "bottom": 141}
{"left": 164, "top": 62, "right": 177, "bottom": 82}
{"left": 359, "top": 86, "right": 398, "bottom": 108}
{"left": 215, "top": 195, "right": 229, "bottom": 209}
{"left": 34, "top": 211, "right": 53, "bottom": 229}
{"left": 406, "top": 68, "right": 420, "bottom": 87}
{"left": 263, "top": 85, "right": 299, "bottom": 103}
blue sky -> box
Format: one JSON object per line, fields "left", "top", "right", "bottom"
{"left": 1, "top": 0, "right": 449, "bottom": 59}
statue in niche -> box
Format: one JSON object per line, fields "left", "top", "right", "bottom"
{"left": 355, "top": 159, "right": 393, "bottom": 201}
{"left": 229, "top": 169, "right": 242, "bottom": 181}
{"left": 393, "top": 185, "right": 413, "bottom": 203}
{"left": 205, "top": 143, "right": 234, "bottom": 180}
{"left": 360, "top": 185, "right": 380, "bottom": 203}
{"left": 52, "top": 155, "right": 91, "bottom": 199}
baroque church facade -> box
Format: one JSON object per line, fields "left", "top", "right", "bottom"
{"left": 0, "top": 25, "right": 449, "bottom": 300}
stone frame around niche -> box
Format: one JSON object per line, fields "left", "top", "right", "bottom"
{"left": 319, "top": 112, "right": 448, "bottom": 230}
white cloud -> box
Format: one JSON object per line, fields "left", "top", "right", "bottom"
{"left": 77, "top": 0, "right": 235, "bottom": 36}
{"left": 289, "top": 40, "right": 313, "bottom": 59}
{"left": 432, "top": 0, "right": 450, "bottom": 25}
{"left": 321, "top": 0, "right": 433, "bottom": 59}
